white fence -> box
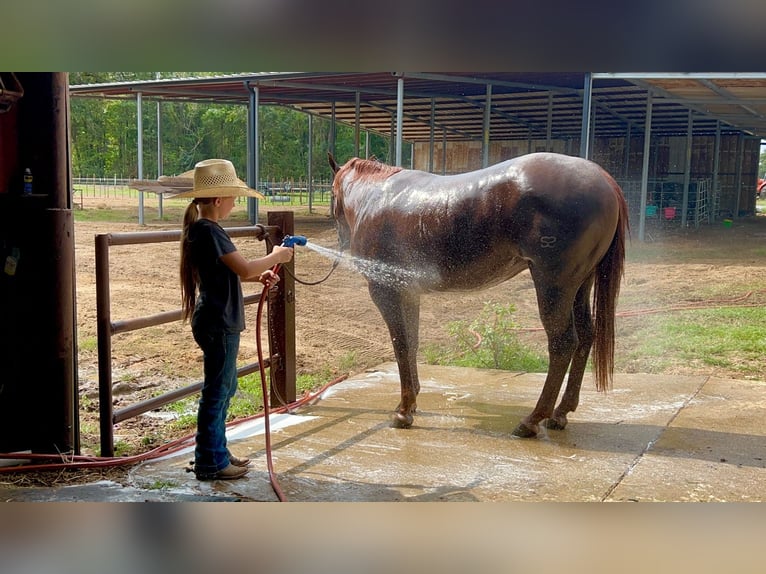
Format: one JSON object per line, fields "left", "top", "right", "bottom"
{"left": 71, "top": 177, "right": 334, "bottom": 204}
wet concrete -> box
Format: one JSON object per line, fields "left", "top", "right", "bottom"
{"left": 5, "top": 363, "right": 766, "bottom": 501}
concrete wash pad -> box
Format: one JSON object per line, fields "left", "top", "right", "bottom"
{"left": 129, "top": 363, "right": 766, "bottom": 502}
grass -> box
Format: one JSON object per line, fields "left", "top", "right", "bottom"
{"left": 164, "top": 351, "right": 361, "bottom": 431}
{"left": 424, "top": 299, "right": 766, "bottom": 382}
{"left": 78, "top": 336, "right": 97, "bottom": 352}
{"left": 423, "top": 302, "right": 548, "bottom": 372}
{"left": 619, "top": 307, "right": 766, "bottom": 378}
{"left": 228, "top": 354, "right": 359, "bottom": 418}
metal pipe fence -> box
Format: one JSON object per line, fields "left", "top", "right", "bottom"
{"left": 72, "top": 177, "right": 334, "bottom": 205}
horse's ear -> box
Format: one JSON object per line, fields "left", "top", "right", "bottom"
{"left": 328, "top": 153, "right": 340, "bottom": 174}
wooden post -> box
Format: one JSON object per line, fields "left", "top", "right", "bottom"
{"left": 266, "top": 211, "right": 296, "bottom": 406}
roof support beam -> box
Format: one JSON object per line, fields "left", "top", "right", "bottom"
{"left": 483, "top": 84, "right": 491, "bottom": 168}
{"left": 395, "top": 77, "right": 404, "bottom": 166}
{"left": 681, "top": 110, "right": 693, "bottom": 228}
{"left": 699, "top": 79, "right": 766, "bottom": 126}
{"left": 638, "top": 91, "right": 653, "bottom": 243}
{"left": 246, "top": 82, "right": 260, "bottom": 224}
{"left": 137, "top": 92, "right": 144, "bottom": 225}
{"left": 580, "top": 73, "right": 592, "bottom": 159}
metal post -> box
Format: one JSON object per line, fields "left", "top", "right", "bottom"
{"left": 137, "top": 92, "right": 144, "bottom": 225}
{"left": 712, "top": 121, "right": 721, "bottom": 223}
{"left": 429, "top": 98, "right": 435, "bottom": 172}
{"left": 580, "top": 72, "right": 592, "bottom": 159}
{"left": 395, "top": 76, "right": 404, "bottom": 166}
{"left": 307, "top": 114, "right": 313, "bottom": 212}
{"left": 246, "top": 83, "right": 260, "bottom": 224}
{"left": 389, "top": 115, "right": 395, "bottom": 165}
{"left": 442, "top": 130, "right": 447, "bottom": 174}
{"left": 546, "top": 92, "right": 553, "bottom": 152}
{"left": 639, "top": 92, "right": 653, "bottom": 242}
{"left": 681, "top": 110, "right": 693, "bottom": 227}
{"left": 354, "top": 91, "right": 360, "bottom": 157}
{"left": 735, "top": 132, "right": 744, "bottom": 217}
{"left": 330, "top": 101, "right": 336, "bottom": 158}
{"left": 483, "top": 83, "right": 492, "bottom": 168}
{"left": 156, "top": 78, "right": 163, "bottom": 219}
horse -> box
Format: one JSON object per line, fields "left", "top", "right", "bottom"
{"left": 328, "top": 152, "right": 629, "bottom": 438}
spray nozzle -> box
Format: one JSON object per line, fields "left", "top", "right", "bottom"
{"left": 281, "top": 235, "right": 307, "bottom": 248}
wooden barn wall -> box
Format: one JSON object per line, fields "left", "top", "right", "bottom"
{"left": 413, "top": 139, "right": 575, "bottom": 175}
{"left": 413, "top": 134, "right": 759, "bottom": 217}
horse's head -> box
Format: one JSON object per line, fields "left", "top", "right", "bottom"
{"left": 328, "top": 153, "right": 351, "bottom": 251}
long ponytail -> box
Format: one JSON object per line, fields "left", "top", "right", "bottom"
{"left": 180, "top": 199, "right": 202, "bottom": 323}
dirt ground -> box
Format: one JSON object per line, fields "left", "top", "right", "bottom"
{"left": 70, "top": 197, "right": 766, "bottom": 457}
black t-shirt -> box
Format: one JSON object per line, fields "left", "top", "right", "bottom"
{"left": 188, "top": 218, "right": 245, "bottom": 334}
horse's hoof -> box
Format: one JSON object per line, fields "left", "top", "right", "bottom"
{"left": 544, "top": 417, "right": 567, "bottom": 431}
{"left": 512, "top": 422, "right": 538, "bottom": 438}
{"left": 392, "top": 412, "right": 414, "bottom": 428}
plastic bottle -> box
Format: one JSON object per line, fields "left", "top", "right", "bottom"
{"left": 23, "top": 168, "right": 33, "bottom": 195}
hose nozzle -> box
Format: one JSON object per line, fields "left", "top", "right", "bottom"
{"left": 281, "top": 235, "right": 307, "bottom": 248}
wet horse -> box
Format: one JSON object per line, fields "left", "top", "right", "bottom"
{"left": 328, "top": 152, "right": 628, "bottom": 437}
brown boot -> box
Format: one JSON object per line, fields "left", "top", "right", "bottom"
{"left": 228, "top": 454, "right": 252, "bottom": 467}
{"left": 195, "top": 463, "right": 249, "bottom": 481}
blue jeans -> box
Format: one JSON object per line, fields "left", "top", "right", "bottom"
{"left": 192, "top": 330, "right": 240, "bottom": 475}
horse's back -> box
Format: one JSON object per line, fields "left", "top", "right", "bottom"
{"left": 337, "top": 152, "right": 625, "bottom": 290}
{"left": 507, "top": 152, "right": 620, "bottom": 196}
{"left": 505, "top": 153, "right": 623, "bottom": 227}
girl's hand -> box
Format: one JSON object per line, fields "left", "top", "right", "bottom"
{"left": 259, "top": 270, "right": 281, "bottom": 288}
{"left": 272, "top": 245, "right": 294, "bottom": 264}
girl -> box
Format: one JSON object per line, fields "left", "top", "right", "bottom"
{"left": 177, "top": 159, "right": 293, "bottom": 480}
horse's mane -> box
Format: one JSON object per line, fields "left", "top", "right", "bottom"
{"left": 344, "top": 158, "right": 403, "bottom": 183}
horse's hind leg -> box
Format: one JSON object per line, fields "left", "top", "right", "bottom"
{"left": 546, "top": 278, "right": 594, "bottom": 431}
{"left": 368, "top": 282, "right": 421, "bottom": 428}
{"left": 513, "top": 281, "right": 578, "bottom": 438}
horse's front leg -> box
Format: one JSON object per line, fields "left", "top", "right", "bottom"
{"left": 368, "top": 282, "right": 421, "bottom": 428}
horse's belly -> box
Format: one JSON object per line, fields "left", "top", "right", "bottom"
{"left": 430, "top": 257, "right": 529, "bottom": 292}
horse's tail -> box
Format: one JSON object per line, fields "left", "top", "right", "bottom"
{"left": 592, "top": 179, "right": 629, "bottom": 392}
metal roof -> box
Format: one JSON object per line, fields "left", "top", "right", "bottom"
{"left": 69, "top": 72, "right": 766, "bottom": 143}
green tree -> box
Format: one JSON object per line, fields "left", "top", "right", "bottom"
{"left": 68, "top": 72, "right": 398, "bottom": 180}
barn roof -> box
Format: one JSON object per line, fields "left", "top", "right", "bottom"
{"left": 69, "top": 72, "right": 766, "bottom": 143}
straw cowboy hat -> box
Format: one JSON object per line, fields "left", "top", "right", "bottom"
{"left": 172, "top": 159, "right": 265, "bottom": 199}
{"left": 129, "top": 170, "right": 195, "bottom": 195}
